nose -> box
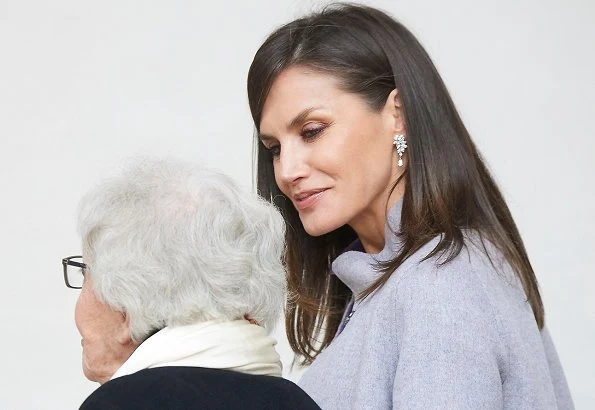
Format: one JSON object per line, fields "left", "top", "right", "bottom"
{"left": 276, "top": 140, "right": 309, "bottom": 186}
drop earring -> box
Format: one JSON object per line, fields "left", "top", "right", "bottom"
{"left": 393, "top": 134, "right": 407, "bottom": 167}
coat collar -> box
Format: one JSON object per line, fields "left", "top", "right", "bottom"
{"left": 331, "top": 200, "right": 404, "bottom": 296}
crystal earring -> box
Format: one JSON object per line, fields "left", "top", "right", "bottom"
{"left": 393, "top": 134, "right": 407, "bottom": 167}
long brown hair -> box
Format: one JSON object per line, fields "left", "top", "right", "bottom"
{"left": 247, "top": 4, "right": 543, "bottom": 364}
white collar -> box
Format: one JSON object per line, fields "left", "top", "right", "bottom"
{"left": 112, "top": 319, "right": 282, "bottom": 380}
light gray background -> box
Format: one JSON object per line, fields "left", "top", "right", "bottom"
{"left": 1, "top": 0, "right": 593, "bottom": 408}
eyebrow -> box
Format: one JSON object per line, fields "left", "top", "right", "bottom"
{"left": 259, "top": 106, "right": 323, "bottom": 141}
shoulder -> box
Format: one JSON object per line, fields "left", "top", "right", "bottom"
{"left": 79, "top": 371, "right": 152, "bottom": 410}
{"left": 80, "top": 367, "right": 320, "bottom": 410}
{"left": 384, "top": 235, "right": 518, "bottom": 349}
{"left": 390, "top": 232, "right": 521, "bottom": 309}
{"left": 79, "top": 368, "right": 186, "bottom": 410}
{"left": 383, "top": 238, "right": 513, "bottom": 407}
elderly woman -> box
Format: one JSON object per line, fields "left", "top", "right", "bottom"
{"left": 62, "top": 159, "right": 319, "bottom": 409}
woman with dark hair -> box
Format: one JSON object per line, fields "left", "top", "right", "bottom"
{"left": 247, "top": 4, "right": 573, "bottom": 409}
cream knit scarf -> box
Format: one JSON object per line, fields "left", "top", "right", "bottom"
{"left": 111, "top": 319, "right": 282, "bottom": 380}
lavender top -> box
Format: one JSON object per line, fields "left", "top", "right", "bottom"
{"left": 298, "top": 201, "right": 573, "bottom": 409}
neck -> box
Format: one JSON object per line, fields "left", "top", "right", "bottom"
{"left": 350, "top": 186, "right": 404, "bottom": 254}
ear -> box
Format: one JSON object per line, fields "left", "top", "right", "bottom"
{"left": 384, "top": 88, "right": 405, "bottom": 134}
{"left": 114, "top": 311, "right": 135, "bottom": 346}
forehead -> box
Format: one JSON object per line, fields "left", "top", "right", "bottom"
{"left": 259, "top": 66, "right": 343, "bottom": 132}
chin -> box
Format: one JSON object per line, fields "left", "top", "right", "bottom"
{"left": 83, "top": 365, "right": 111, "bottom": 385}
{"left": 82, "top": 353, "right": 111, "bottom": 384}
{"left": 300, "top": 214, "right": 343, "bottom": 237}
{"left": 82, "top": 362, "right": 98, "bottom": 383}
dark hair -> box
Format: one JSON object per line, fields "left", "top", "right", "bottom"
{"left": 247, "top": 3, "right": 543, "bottom": 364}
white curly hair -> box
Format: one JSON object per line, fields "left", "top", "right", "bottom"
{"left": 77, "top": 158, "right": 286, "bottom": 342}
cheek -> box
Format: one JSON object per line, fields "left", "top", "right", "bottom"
{"left": 74, "top": 286, "right": 99, "bottom": 337}
{"left": 272, "top": 161, "right": 288, "bottom": 195}
{"left": 74, "top": 293, "right": 85, "bottom": 334}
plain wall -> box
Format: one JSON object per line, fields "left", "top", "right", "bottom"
{"left": 0, "top": 0, "right": 593, "bottom": 408}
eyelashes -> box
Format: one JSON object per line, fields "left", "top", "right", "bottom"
{"left": 265, "top": 144, "right": 281, "bottom": 157}
{"left": 301, "top": 125, "right": 325, "bottom": 140}
{"left": 263, "top": 125, "right": 327, "bottom": 158}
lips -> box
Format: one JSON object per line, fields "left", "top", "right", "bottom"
{"left": 293, "top": 188, "right": 328, "bottom": 210}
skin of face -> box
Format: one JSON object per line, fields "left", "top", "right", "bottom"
{"left": 75, "top": 274, "right": 139, "bottom": 384}
{"left": 259, "top": 66, "right": 406, "bottom": 253}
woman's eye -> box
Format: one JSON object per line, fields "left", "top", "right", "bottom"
{"left": 301, "top": 125, "right": 325, "bottom": 140}
{"left": 266, "top": 145, "right": 281, "bottom": 157}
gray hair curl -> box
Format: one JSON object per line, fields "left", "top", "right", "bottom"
{"left": 77, "top": 158, "right": 286, "bottom": 342}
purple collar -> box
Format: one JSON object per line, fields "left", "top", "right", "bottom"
{"left": 330, "top": 200, "right": 404, "bottom": 295}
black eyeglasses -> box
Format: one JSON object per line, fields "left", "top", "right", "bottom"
{"left": 62, "top": 255, "right": 87, "bottom": 289}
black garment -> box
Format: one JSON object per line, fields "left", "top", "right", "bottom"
{"left": 80, "top": 366, "right": 320, "bottom": 410}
